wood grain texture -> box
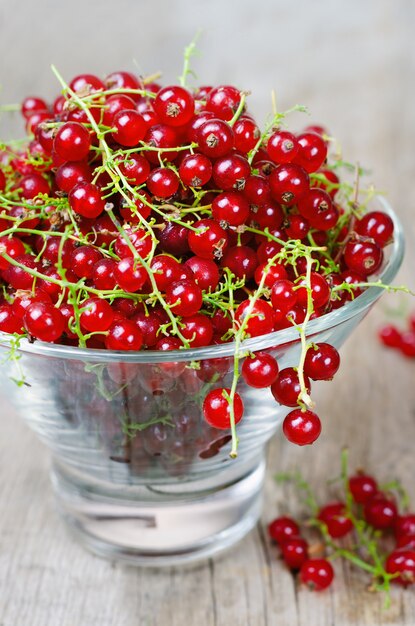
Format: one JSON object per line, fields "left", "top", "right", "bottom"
{"left": 0, "top": 0, "right": 415, "bottom": 624}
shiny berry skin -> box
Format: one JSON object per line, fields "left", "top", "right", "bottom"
{"left": 92, "top": 258, "right": 117, "bottom": 290}
{"left": 165, "top": 279, "right": 203, "bottom": 317}
{"left": 254, "top": 261, "right": 287, "bottom": 288}
{"left": 205, "top": 85, "right": 242, "bottom": 121}
{"left": 268, "top": 516, "right": 300, "bottom": 544}
{"left": 21, "top": 96, "right": 48, "bottom": 119}
{"left": 395, "top": 515, "right": 415, "bottom": 539}
{"left": 132, "top": 311, "right": 161, "bottom": 347}
{"left": 105, "top": 71, "right": 141, "bottom": 99}
{"left": 295, "top": 132, "right": 328, "bottom": 173}
{"left": 3, "top": 254, "right": 37, "bottom": 290}
{"left": 242, "top": 352, "right": 279, "bottom": 388}
{"left": 212, "top": 154, "right": 251, "bottom": 191}
{"left": 300, "top": 559, "right": 334, "bottom": 591}
{"left": 0, "top": 236, "right": 26, "bottom": 270}
{"left": 154, "top": 86, "right": 195, "bottom": 127}
{"left": 54, "top": 122, "right": 91, "bottom": 161}
{"left": 244, "top": 175, "right": 272, "bottom": 207}
{"left": 71, "top": 246, "right": 102, "bottom": 279}
{"left": 0, "top": 305, "right": 22, "bottom": 334}
{"left": 184, "top": 256, "right": 220, "bottom": 292}
{"left": 203, "top": 388, "right": 244, "bottom": 429}
{"left": 19, "top": 173, "right": 50, "bottom": 199}
{"left": 355, "top": 211, "right": 394, "bottom": 247}
{"left": 147, "top": 167, "right": 179, "bottom": 198}
{"left": 252, "top": 201, "right": 284, "bottom": 230}
{"left": 112, "top": 109, "right": 146, "bottom": 147}
{"left": 68, "top": 182, "right": 105, "bottom": 219}
{"left": 385, "top": 549, "right": 415, "bottom": 586}
{"left": 364, "top": 493, "right": 398, "bottom": 529}
{"left": 282, "top": 409, "right": 321, "bottom": 445}
{"left": 11, "top": 290, "right": 51, "bottom": 320}
{"left": 114, "top": 257, "right": 148, "bottom": 292}
{"left": 296, "top": 272, "right": 331, "bottom": 310}
{"left": 285, "top": 214, "right": 310, "bottom": 240}
{"left": 120, "top": 192, "right": 152, "bottom": 222}
{"left": 188, "top": 219, "right": 228, "bottom": 260}
{"left": 271, "top": 279, "right": 297, "bottom": 312}
{"left": 80, "top": 297, "right": 115, "bottom": 332}
{"left": 117, "top": 154, "right": 150, "bottom": 185}
{"left": 281, "top": 537, "right": 309, "bottom": 570}
{"left": 271, "top": 368, "right": 310, "bottom": 407}
{"left": 267, "top": 131, "right": 299, "bottom": 164}
{"left": 0, "top": 169, "right": 6, "bottom": 192}
{"left": 105, "top": 319, "right": 143, "bottom": 351}
{"left": 143, "top": 124, "right": 179, "bottom": 163}
{"left": 348, "top": 474, "right": 378, "bottom": 504}
{"left": 187, "top": 111, "right": 216, "bottom": 142}
{"left": 179, "top": 153, "right": 212, "bottom": 188}
{"left": 269, "top": 164, "right": 309, "bottom": 206}
{"left": 344, "top": 239, "right": 383, "bottom": 276}
{"left": 304, "top": 343, "right": 340, "bottom": 380}
{"left": 55, "top": 161, "right": 92, "bottom": 193}
{"left": 235, "top": 299, "right": 274, "bottom": 337}
{"left": 23, "top": 302, "right": 65, "bottom": 342}
{"left": 397, "top": 535, "right": 415, "bottom": 550}
{"left": 212, "top": 191, "right": 250, "bottom": 226}
{"left": 400, "top": 332, "right": 415, "bottom": 357}
{"left": 318, "top": 502, "right": 353, "bottom": 538}
{"left": 221, "top": 243, "right": 258, "bottom": 280}
{"left": 159, "top": 221, "right": 190, "bottom": 256}
{"left": 233, "top": 116, "right": 260, "bottom": 153}
{"left": 181, "top": 313, "right": 214, "bottom": 347}
{"left": 102, "top": 94, "right": 137, "bottom": 126}
{"left": 298, "top": 187, "right": 332, "bottom": 220}
{"left": 150, "top": 254, "right": 182, "bottom": 291}
{"left": 196, "top": 119, "right": 234, "bottom": 158}
{"left": 69, "top": 74, "right": 104, "bottom": 93}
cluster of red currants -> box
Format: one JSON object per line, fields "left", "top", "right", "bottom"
{"left": 269, "top": 468, "right": 415, "bottom": 592}
{"left": 0, "top": 70, "right": 394, "bottom": 448}
{"left": 378, "top": 311, "right": 415, "bottom": 358}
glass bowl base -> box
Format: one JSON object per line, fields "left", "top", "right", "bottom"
{"left": 50, "top": 459, "right": 265, "bottom": 567}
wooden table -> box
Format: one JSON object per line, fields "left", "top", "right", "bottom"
{"left": 0, "top": 0, "right": 414, "bottom": 623}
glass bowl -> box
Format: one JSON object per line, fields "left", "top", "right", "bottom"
{"left": 0, "top": 199, "right": 404, "bottom": 566}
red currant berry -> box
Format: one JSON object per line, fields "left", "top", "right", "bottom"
{"left": 80, "top": 297, "right": 115, "bottom": 332}
{"left": 102, "top": 94, "right": 137, "bottom": 126}
{"left": 344, "top": 239, "right": 383, "bottom": 276}
{"left": 112, "top": 110, "right": 146, "bottom": 147}
{"left": 114, "top": 227, "right": 152, "bottom": 259}
{"left": 251, "top": 201, "right": 284, "bottom": 230}
{"left": 147, "top": 167, "right": 179, "bottom": 199}
{"left": 355, "top": 211, "right": 394, "bottom": 248}
{"left": 212, "top": 191, "right": 250, "bottom": 227}
{"left": 385, "top": 549, "right": 415, "bottom": 586}
{"left": 23, "top": 302, "right": 65, "bottom": 342}
{"left": 55, "top": 161, "right": 92, "bottom": 193}
{"left": 285, "top": 214, "right": 310, "bottom": 240}
{"left": 184, "top": 256, "right": 220, "bottom": 292}
{"left": 165, "top": 279, "right": 203, "bottom": 317}
{"left": 105, "top": 319, "right": 143, "bottom": 351}
{"left": 150, "top": 254, "right": 182, "bottom": 291}
{"left": 21, "top": 96, "right": 48, "bottom": 119}
{"left": 235, "top": 299, "right": 275, "bottom": 337}
{"left": 300, "top": 559, "right": 334, "bottom": 591}
{"left": 0, "top": 305, "right": 23, "bottom": 334}
{"left": 282, "top": 408, "right": 321, "bottom": 445}
{"left": 203, "top": 388, "right": 244, "bottom": 429}
{"left": 117, "top": 154, "right": 150, "bottom": 185}
{"left": 188, "top": 219, "right": 228, "bottom": 260}
{"left": 0, "top": 236, "right": 26, "bottom": 270}
{"left": 242, "top": 352, "right": 279, "bottom": 388}
{"left": 69, "top": 74, "right": 104, "bottom": 93}
{"left": 154, "top": 86, "right": 195, "bottom": 127}
{"left": 281, "top": 536, "right": 309, "bottom": 569}
{"left": 304, "top": 343, "right": 340, "bottom": 380}
{"left": 271, "top": 279, "right": 297, "bottom": 312}
{"left": 70, "top": 246, "right": 102, "bottom": 279}
{"left": 364, "top": 493, "right": 398, "bottom": 530}
{"left": 3, "top": 254, "right": 38, "bottom": 290}
{"left": 92, "top": 258, "right": 117, "bottom": 290}
{"left": 296, "top": 272, "right": 331, "bottom": 310}
{"left": 268, "top": 516, "right": 300, "bottom": 544}
{"left": 233, "top": 116, "right": 260, "bottom": 153}
{"left": 269, "top": 164, "right": 309, "bottom": 206}
{"left": 212, "top": 154, "right": 251, "bottom": 191}
{"left": 181, "top": 313, "right": 214, "bottom": 347}
{"left": 196, "top": 119, "right": 234, "bottom": 158}
{"left": 400, "top": 331, "right": 415, "bottom": 358}
{"left": 318, "top": 502, "right": 353, "bottom": 538}
{"left": 244, "top": 175, "right": 272, "bottom": 207}
{"left": 348, "top": 474, "right": 378, "bottom": 504}
{"left": 144, "top": 124, "right": 179, "bottom": 163}
{"left": 114, "top": 257, "right": 148, "bottom": 292}
{"left": 19, "top": 173, "right": 50, "bottom": 199}
{"left": 395, "top": 515, "right": 415, "bottom": 539}
{"left": 267, "top": 131, "right": 299, "bottom": 164}
{"left": 68, "top": 182, "right": 105, "bottom": 219}
{"left": 254, "top": 261, "right": 287, "bottom": 288}
{"left": 205, "top": 85, "right": 242, "bottom": 121}
{"left": 105, "top": 71, "right": 141, "bottom": 99}
{"left": 294, "top": 132, "right": 328, "bottom": 173}
{"left": 54, "top": 122, "right": 91, "bottom": 161}
{"left": 378, "top": 325, "right": 402, "bottom": 349}
{"left": 179, "top": 153, "right": 212, "bottom": 188}
{"left": 271, "top": 367, "right": 310, "bottom": 407}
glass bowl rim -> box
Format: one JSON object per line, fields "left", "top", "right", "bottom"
{"left": 0, "top": 197, "right": 405, "bottom": 363}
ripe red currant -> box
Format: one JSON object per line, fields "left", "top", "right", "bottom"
{"left": 23, "top": 302, "right": 65, "bottom": 342}
{"left": 203, "top": 388, "right": 244, "bottom": 429}
{"left": 242, "top": 352, "right": 279, "bottom": 388}
{"left": 281, "top": 536, "right": 309, "bottom": 569}
{"left": 348, "top": 474, "right": 378, "bottom": 504}
{"left": 54, "top": 122, "right": 91, "bottom": 161}
{"left": 304, "top": 343, "right": 340, "bottom": 380}
{"left": 165, "top": 279, "right": 203, "bottom": 317}
{"left": 282, "top": 408, "right": 321, "bottom": 445}
{"left": 268, "top": 516, "right": 300, "bottom": 544}
{"left": 153, "top": 86, "right": 195, "bottom": 127}
{"left": 318, "top": 502, "right": 353, "bottom": 538}
{"left": 364, "top": 493, "right": 398, "bottom": 529}
{"left": 269, "top": 164, "right": 310, "bottom": 206}
{"left": 300, "top": 559, "right": 334, "bottom": 591}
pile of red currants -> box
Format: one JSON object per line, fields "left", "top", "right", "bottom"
{"left": 378, "top": 311, "right": 415, "bottom": 358}
{"left": 269, "top": 463, "right": 415, "bottom": 593}
{"left": 0, "top": 69, "right": 395, "bottom": 453}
